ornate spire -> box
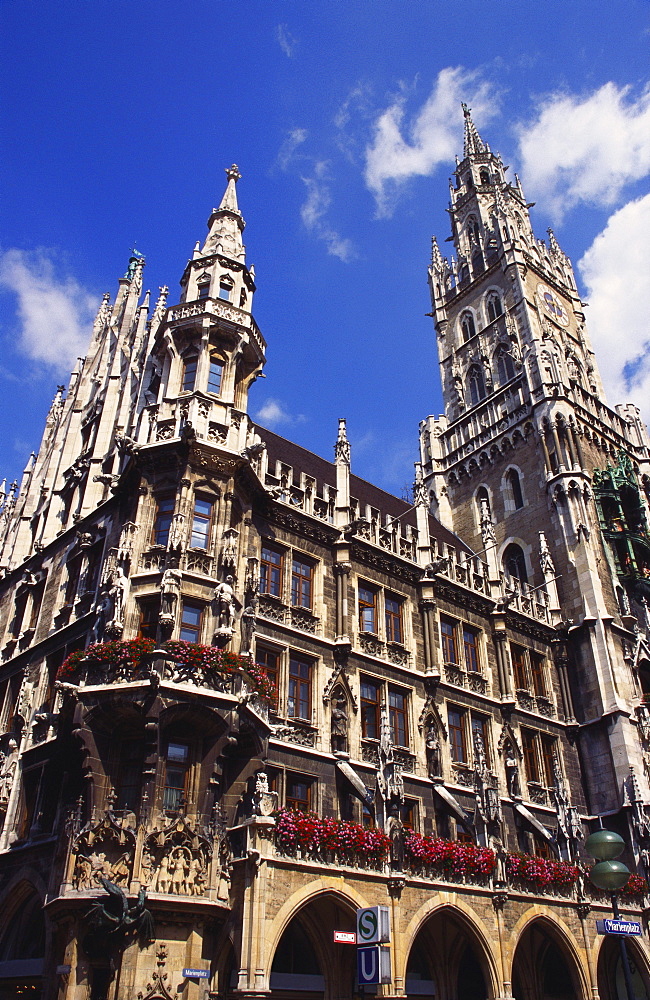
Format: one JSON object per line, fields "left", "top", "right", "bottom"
{"left": 219, "top": 164, "right": 242, "bottom": 215}
{"left": 461, "top": 103, "right": 488, "bottom": 158}
{"left": 430, "top": 236, "right": 445, "bottom": 272}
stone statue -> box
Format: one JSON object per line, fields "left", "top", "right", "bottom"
{"left": 0, "top": 739, "right": 18, "bottom": 803}
{"left": 331, "top": 695, "right": 349, "bottom": 754}
{"left": 160, "top": 566, "right": 182, "bottom": 617}
{"left": 240, "top": 602, "right": 257, "bottom": 654}
{"left": 214, "top": 575, "right": 239, "bottom": 631}
{"left": 108, "top": 564, "right": 128, "bottom": 625}
{"left": 504, "top": 745, "right": 521, "bottom": 799}
{"left": 425, "top": 725, "right": 441, "bottom": 779}
{"left": 387, "top": 804, "right": 404, "bottom": 869}
{"left": 92, "top": 592, "right": 112, "bottom": 642}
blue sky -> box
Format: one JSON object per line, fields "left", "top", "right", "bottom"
{"left": 1, "top": 0, "right": 650, "bottom": 495}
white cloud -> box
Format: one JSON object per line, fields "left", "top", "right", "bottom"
{"left": 255, "top": 398, "right": 306, "bottom": 429}
{"left": 364, "top": 66, "right": 499, "bottom": 217}
{"left": 300, "top": 162, "right": 355, "bottom": 262}
{"left": 516, "top": 83, "right": 650, "bottom": 221}
{"left": 277, "top": 24, "right": 297, "bottom": 58}
{"left": 277, "top": 128, "right": 308, "bottom": 171}
{"left": 578, "top": 193, "right": 650, "bottom": 417}
{"left": 0, "top": 249, "right": 98, "bottom": 371}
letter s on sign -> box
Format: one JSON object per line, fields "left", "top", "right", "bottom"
{"left": 359, "top": 909, "right": 377, "bottom": 941}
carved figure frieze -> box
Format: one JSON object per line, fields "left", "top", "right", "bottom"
{"left": 142, "top": 818, "right": 212, "bottom": 897}
{"left": 72, "top": 815, "right": 136, "bottom": 890}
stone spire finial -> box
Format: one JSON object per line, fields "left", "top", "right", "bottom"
{"left": 334, "top": 418, "right": 350, "bottom": 465}
{"left": 219, "top": 164, "right": 242, "bottom": 215}
{"left": 462, "top": 103, "right": 488, "bottom": 158}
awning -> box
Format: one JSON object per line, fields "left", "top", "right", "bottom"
{"left": 336, "top": 759, "right": 374, "bottom": 804}
{"left": 433, "top": 784, "right": 473, "bottom": 831}
{"left": 515, "top": 801, "right": 554, "bottom": 842}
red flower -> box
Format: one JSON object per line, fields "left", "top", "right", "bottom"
{"left": 404, "top": 831, "right": 496, "bottom": 877}
{"left": 506, "top": 852, "right": 579, "bottom": 887}
{"left": 275, "top": 809, "right": 389, "bottom": 863}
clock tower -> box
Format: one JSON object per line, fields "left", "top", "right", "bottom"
{"left": 419, "top": 104, "right": 650, "bottom": 818}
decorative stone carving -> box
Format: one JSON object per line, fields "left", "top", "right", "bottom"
{"left": 425, "top": 722, "right": 441, "bottom": 780}
{"left": 214, "top": 575, "right": 239, "bottom": 634}
{"left": 330, "top": 688, "right": 349, "bottom": 754}
{"left": 159, "top": 566, "right": 182, "bottom": 619}
{"left": 142, "top": 818, "right": 211, "bottom": 897}
{"left": 240, "top": 601, "right": 257, "bottom": 655}
{"left": 220, "top": 528, "right": 239, "bottom": 570}
{"left": 0, "top": 738, "right": 18, "bottom": 807}
{"left": 72, "top": 814, "right": 136, "bottom": 890}
{"left": 252, "top": 771, "right": 277, "bottom": 816}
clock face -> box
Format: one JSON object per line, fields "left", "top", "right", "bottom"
{"left": 537, "top": 282, "right": 569, "bottom": 326}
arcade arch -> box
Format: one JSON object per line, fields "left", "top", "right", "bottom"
{"left": 511, "top": 917, "right": 586, "bottom": 1000}
{"left": 403, "top": 904, "right": 496, "bottom": 1000}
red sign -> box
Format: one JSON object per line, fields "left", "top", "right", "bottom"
{"left": 333, "top": 931, "right": 356, "bottom": 944}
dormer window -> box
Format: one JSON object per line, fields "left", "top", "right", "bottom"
{"left": 182, "top": 354, "right": 198, "bottom": 391}
{"left": 218, "top": 278, "right": 233, "bottom": 301}
{"left": 486, "top": 293, "right": 503, "bottom": 323}
{"left": 208, "top": 357, "right": 223, "bottom": 395}
{"left": 197, "top": 280, "right": 210, "bottom": 301}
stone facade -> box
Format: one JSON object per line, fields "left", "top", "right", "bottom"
{"left": 0, "top": 126, "right": 648, "bottom": 1000}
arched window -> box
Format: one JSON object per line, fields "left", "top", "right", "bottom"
{"left": 476, "top": 487, "right": 491, "bottom": 526}
{"left": 461, "top": 312, "right": 476, "bottom": 342}
{"left": 466, "top": 216, "right": 480, "bottom": 243}
{"left": 479, "top": 168, "right": 490, "bottom": 185}
{"left": 182, "top": 354, "right": 198, "bottom": 392}
{"left": 467, "top": 366, "right": 486, "bottom": 406}
{"left": 487, "top": 293, "right": 503, "bottom": 323}
{"left": 503, "top": 543, "right": 528, "bottom": 584}
{"left": 208, "top": 355, "right": 223, "bottom": 395}
{"left": 505, "top": 469, "right": 524, "bottom": 509}
{"left": 472, "top": 249, "right": 484, "bottom": 276}
{"left": 218, "top": 277, "right": 233, "bottom": 301}
{"left": 459, "top": 262, "right": 470, "bottom": 283}
{"left": 496, "top": 347, "right": 516, "bottom": 384}
{"left": 197, "top": 278, "right": 210, "bottom": 301}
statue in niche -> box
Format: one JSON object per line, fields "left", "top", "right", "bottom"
{"left": 106, "top": 563, "right": 128, "bottom": 627}
{"left": 387, "top": 803, "right": 404, "bottom": 869}
{"left": 214, "top": 575, "right": 239, "bottom": 631}
{"left": 160, "top": 566, "right": 182, "bottom": 617}
{"left": 504, "top": 744, "right": 521, "bottom": 799}
{"left": 0, "top": 739, "right": 18, "bottom": 804}
{"left": 330, "top": 694, "right": 349, "bottom": 754}
{"left": 425, "top": 724, "right": 441, "bottom": 779}
{"left": 240, "top": 601, "right": 257, "bottom": 654}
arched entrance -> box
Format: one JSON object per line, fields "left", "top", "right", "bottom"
{"left": 597, "top": 935, "right": 650, "bottom": 1000}
{"left": 405, "top": 906, "right": 494, "bottom": 999}
{"left": 512, "top": 919, "right": 583, "bottom": 1000}
{"left": 269, "top": 893, "right": 357, "bottom": 1000}
{"left": 0, "top": 885, "right": 46, "bottom": 999}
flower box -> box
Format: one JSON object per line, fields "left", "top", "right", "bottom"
{"left": 275, "top": 809, "right": 389, "bottom": 866}
{"left": 57, "top": 638, "right": 274, "bottom": 701}
{"left": 404, "top": 831, "right": 496, "bottom": 879}
{"left": 506, "top": 852, "right": 579, "bottom": 888}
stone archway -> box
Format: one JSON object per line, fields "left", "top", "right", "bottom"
{"left": 404, "top": 905, "right": 496, "bottom": 1000}
{"left": 0, "top": 882, "right": 46, "bottom": 1000}
{"left": 511, "top": 918, "right": 585, "bottom": 1000}
{"left": 597, "top": 935, "right": 650, "bottom": 1000}
{"left": 269, "top": 892, "right": 357, "bottom": 1000}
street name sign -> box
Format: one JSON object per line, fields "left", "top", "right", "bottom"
{"left": 183, "top": 968, "right": 211, "bottom": 978}
{"left": 333, "top": 931, "right": 357, "bottom": 944}
{"left": 357, "top": 945, "right": 391, "bottom": 985}
{"left": 596, "top": 919, "right": 642, "bottom": 937}
{"left": 356, "top": 905, "right": 390, "bottom": 944}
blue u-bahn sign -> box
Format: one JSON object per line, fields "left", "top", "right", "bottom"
{"left": 357, "top": 945, "right": 391, "bottom": 985}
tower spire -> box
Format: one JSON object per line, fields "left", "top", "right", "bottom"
{"left": 201, "top": 164, "right": 246, "bottom": 260}
{"left": 461, "top": 103, "right": 489, "bottom": 158}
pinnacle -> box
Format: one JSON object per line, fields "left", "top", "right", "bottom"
{"left": 461, "top": 103, "right": 488, "bottom": 158}
{"left": 218, "top": 164, "right": 242, "bottom": 214}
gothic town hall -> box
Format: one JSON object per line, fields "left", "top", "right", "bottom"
{"left": 0, "top": 107, "right": 649, "bottom": 1000}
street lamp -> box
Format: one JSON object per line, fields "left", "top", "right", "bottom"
{"left": 585, "top": 830, "right": 637, "bottom": 1000}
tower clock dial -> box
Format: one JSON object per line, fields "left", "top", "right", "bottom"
{"left": 536, "top": 282, "right": 569, "bottom": 327}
